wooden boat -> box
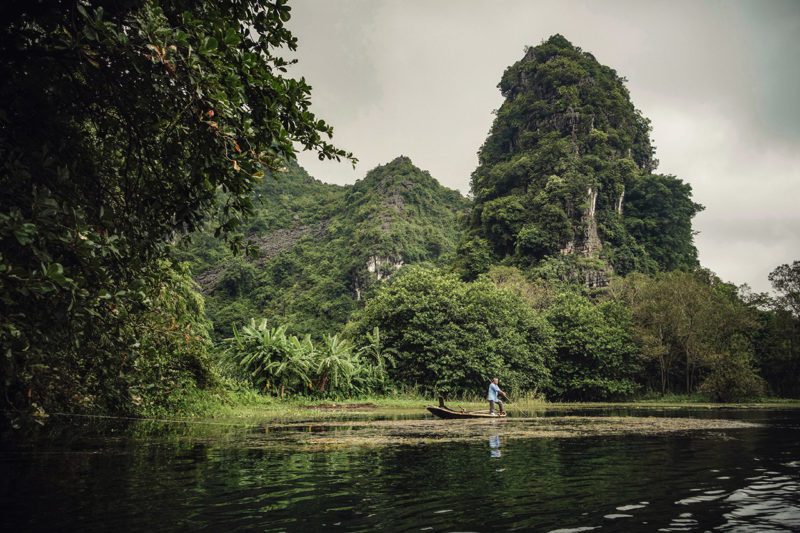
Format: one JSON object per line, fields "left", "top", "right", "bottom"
{"left": 426, "top": 398, "right": 507, "bottom": 419}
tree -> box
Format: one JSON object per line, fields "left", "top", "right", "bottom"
{"left": 623, "top": 174, "right": 703, "bottom": 271}
{"left": 609, "top": 273, "right": 678, "bottom": 394}
{"left": 769, "top": 261, "right": 800, "bottom": 317}
{"left": 750, "top": 305, "right": 800, "bottom": 397}
{"left": 542, "top": 291, "right": 639, "bottom": 400}
{"left": 0, "top": 0, "right": 352, "bottom": 421}
{"left": 485, "top": 265, "right": 559, "bottom": 312}
{"left": 700, "top": 349, "right": 766, "bottom": 402}
{"left": 744, "top": 262, "right": 800, "bottom": 397}
{"left": 613, "top": 271, "right": 763, "bottom": 399}
{"left": 347, "top": 266, "right": 553, "bottom": 396}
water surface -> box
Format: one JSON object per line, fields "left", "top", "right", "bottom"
{"left": 2, "top": 408, "right": 798, "bottom": 531}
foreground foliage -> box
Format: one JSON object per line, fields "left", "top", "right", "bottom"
{"left": 3, "top": 260, "right": 214, "bottom": 420}
{"left": 0, "top": 0, "right": 350, "bottom": 423}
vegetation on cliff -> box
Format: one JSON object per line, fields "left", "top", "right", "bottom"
{"left": 463, "top": 34, "right": 702, "bottom": 276}
{"left": 180, "top": 156, "right": 468, "bottom": 338}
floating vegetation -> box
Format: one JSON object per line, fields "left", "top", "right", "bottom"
{"left": 308, "top": 402, "right": 379, "bottom": 410}
{"left": 243, "top": 416, "right": 759, "bottom": 449}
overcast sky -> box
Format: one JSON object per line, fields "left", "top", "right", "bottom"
{"left": 284, "top": 0, "right": 799, "bottom": 292}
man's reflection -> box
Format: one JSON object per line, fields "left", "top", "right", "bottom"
{"left": 489, "top": 435, "right": 501, "bottom": 458}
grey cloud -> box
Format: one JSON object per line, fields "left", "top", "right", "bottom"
{"left": 284, "top": 0, "right": 799, "bottom": 292}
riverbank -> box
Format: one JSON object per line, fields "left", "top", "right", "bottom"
{"left": 158, "top": 387, "right": 800, "bottom": 424}
{"left": 30, "top": 391, "right": 795, "bottom": 454}
{"left": 34, "top": 391, "right": 791, "bottom": 452}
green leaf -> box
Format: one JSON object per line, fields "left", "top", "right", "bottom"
{"left": 83, "top": 26, "right": 98, "bottom": 41}
{"left": 204, "top": 37, "right": 218, "bottom": 52}
{"left": 13, "top": 223, "right": 37, "bottom": 245}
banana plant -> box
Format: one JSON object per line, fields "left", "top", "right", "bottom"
{"left": 226, "top": 320, "right": 389, "bottom": 398}
{"left": 226, "top": 319, "right": 291, "bottom": 393}
{"left": 315, "top": 334, "right": 357, "bottom": 394}
{"left": 359, "top": 327, "right": 397, "bottom": 391}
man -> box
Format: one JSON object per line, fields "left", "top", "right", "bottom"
{"left": 487, "top": 377, "right": 508, "bottom": 416}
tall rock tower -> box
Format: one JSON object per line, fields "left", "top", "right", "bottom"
{"left": 464, "top": 35, "right": 701, "bottom": 279}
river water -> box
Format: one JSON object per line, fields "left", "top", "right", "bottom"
{"left": 1, "top": 408, "right": 798, "bottom": 532}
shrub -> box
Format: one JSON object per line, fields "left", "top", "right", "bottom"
{"left": 224, "top": 320, "right": 392, "bottom": 398}
{"left": 700, "top": 352, "right": 766, "bottom": 403}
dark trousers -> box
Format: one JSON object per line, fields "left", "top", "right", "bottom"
{"left": 488, "top": 399, "right": 504, "bottom": 414}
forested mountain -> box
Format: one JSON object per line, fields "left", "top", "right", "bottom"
{"left": 462, "top": 34, "right": 702, "bottom": 278}
{"left": 179, "top": 156, "right": 469, "bottom": 337}
{"left": 174, "top": 34, "right": 796, "bottom": 403}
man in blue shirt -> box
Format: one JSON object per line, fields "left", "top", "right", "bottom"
{"left": 487, "top": 377, "right": 508, "bottom": 416}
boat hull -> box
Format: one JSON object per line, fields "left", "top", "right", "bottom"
{"left": 426, "top": 406, "right": 507, "bottom": 419}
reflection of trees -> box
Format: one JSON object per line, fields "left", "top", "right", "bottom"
{"left": 1, "top": 414, "right": 794, "bottom": 531}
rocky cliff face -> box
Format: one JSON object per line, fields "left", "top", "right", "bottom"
{"left": 344, "top": 155, "right": 468, "bottom": 293}
{"left": 463, "top": 34, "right": 701, "bottom": 280}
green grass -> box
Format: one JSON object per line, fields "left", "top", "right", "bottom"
{"left": 162, "top": 387, "right": 800, "bottom": 423}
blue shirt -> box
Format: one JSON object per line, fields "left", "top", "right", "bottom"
{"left": 487, "top": 382, "right": 500, "bottom": 401}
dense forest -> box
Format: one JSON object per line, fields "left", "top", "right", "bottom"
{"left": 1, "top": 3, "right": 798, "bottom": 427}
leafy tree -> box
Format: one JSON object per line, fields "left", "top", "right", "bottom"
{"left": 485, "top": 265, "right": 560, "bottom": 312}
{"left": 700, "top": 349, "right": 766, "bottom": 402}
{"left": 347, "top": 266, "right": 554, "bottom": 396}
{"left": 124, "top": 261, "right": 217, "bottom": 413}
{"left": 750, "top": 306, "right": 800, "bottom": 397}
{"left": 745, "top": 262, "right": 800, "bottom": 397}
{"left": 453, "top": 235, "right": 495, "bottom": 281}
{"left": 623, "top": 174, "right": 703, "bottom": 271}
{"left": 485, "top": 264, "right": 637, "bottom": 399}
{"left": 0, "top": 0, "right": 351, "bottom": 421}
{"left": 769, "top": 260, "right": 800, "bottom": 317}
{"left": 612, "top": 271, "right": 763, "bottom": 398}
{"left": 608, "top": 273, "right": 678, "bottom": 394}
{"left": 542, "top": 291, "right": 639, "bottom": 400}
